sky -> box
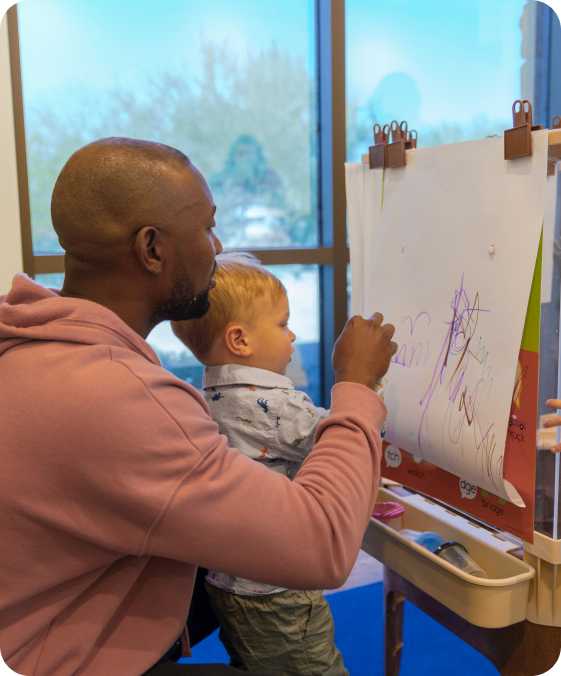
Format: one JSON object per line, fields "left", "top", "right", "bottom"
{"left": 15, "top": 0, "right": 314, "bottom": 108}
{"left": 7, "top": 0, "right": 561, "bottom": 130}
{"left": 346, "top": 0, "right": 528, "bottom": 125}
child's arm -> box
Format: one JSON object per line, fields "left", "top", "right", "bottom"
{"left": 272, "top": 390, "right": 330, "bottom": 462}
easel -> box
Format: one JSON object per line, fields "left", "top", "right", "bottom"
{"left": 357, "top": 102, "right": 561, "bottom": 675}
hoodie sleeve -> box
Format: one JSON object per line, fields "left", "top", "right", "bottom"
{"left": 65, "top": 349, "right": 385, "bottom": 591}
{"left": 142, "top": 377, "right": 386, "bottom": 590}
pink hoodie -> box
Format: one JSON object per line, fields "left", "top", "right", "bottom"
{"left": 0, "top": 274, "right": 386, "bottom": 675}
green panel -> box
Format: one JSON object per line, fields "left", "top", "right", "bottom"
{"left": 520, "top": 232, "right": 542, "bottom": 353}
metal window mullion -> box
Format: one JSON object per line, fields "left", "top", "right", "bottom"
{"left": 317, "top": 0, "right": 347, "bottom": 402}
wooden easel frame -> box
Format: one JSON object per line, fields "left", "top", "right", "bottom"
{"left": 359, "top": 114, "right": 561, "bottom": 676}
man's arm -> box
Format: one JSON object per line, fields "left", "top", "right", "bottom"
{"left": 143, "top": 312, "right": 395, "bottom": 589}
{"left": 65, "top": 312, "right": 395, "bottom": 591}
{"left": 145, "top": 380, "right": 385, "bottom": 590}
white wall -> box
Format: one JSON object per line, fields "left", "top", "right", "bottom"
{"left": 0, "top": 14, "right": 23, "bottom": 293}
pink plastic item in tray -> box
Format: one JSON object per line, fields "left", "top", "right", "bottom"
{"left": 372, "top": 501, "right": 405, "bottom": 522}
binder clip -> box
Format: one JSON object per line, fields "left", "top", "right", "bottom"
{"left": 504, "top": 99, "right": 542, "bottom": 160}
{"left": 369, "top": 123, "right": 389, "bottom": 169}
{"left": 549, "top": 114, "right": 561, "bottom": 176}
{"left": 367, "top": 120, "right": 418, "bottom": 169}
{"left": 386, "top": 120, "right": 408, "bottom": 168}
{"left": 406, "top": 128, "right": 418, "bottom": 149}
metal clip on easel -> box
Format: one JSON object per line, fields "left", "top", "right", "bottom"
{"left": 504, "top": 99, "right": 543, "bottom": 160}
{"left": 368, "top": 123, "right": 389, "bottom": 169}
{"left": 368, "top": 120, "right": 418, "bottom": 170}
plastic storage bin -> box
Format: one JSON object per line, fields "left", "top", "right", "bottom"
{"left": 363, "top": 486, "right": 535, "bottom": 628}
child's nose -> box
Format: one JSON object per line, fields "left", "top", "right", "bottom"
{"left": 290, "top": 330, "right": 296, "bottom": 342}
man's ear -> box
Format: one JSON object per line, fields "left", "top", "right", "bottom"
{"left": 134, "top": 226, "right": 164, "bottom": 274}
{"left": 224, "top": 323, "right": 252, "bottom": 357}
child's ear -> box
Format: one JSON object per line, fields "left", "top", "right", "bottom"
{"left": 224, "top": 323, "right": 252, "bottom": 357}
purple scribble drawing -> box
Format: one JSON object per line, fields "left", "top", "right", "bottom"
{"left": 392, "top": 311, "right": 431, "bottom": 368}
{"left": 417, "top": 274, "right": 492, "bottom": 459}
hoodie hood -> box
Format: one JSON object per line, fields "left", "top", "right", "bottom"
{"left": 0, "top": 274, "right": 159, "bottom": 363}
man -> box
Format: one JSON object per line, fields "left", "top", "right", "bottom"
{"left": 0, "top": 138, "right": 397, "bottom": 675}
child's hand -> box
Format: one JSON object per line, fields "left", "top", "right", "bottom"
{"left": 332, "top": 312, "right": 397, "bottom": 389}
{"left": 543, "top": 399, "right": 561, "bottom": 452}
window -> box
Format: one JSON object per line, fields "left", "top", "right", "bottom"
{"left": 10, "top": 0, "right": 337, "bottom": 405}
{"left": 17, "top": 0, "right": 318, "bottom": 254}
{"left": 346, "top": 0, "right": 531, "bottom": 159}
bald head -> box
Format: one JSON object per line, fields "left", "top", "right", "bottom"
{"left": 51, "top": 137, "right": 195, "bottom": 264}
{"left": 53, "top": 137, "right": 222, "bottom": 336}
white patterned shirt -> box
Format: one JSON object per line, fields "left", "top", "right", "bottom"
{"left": 203, "top": 363, "right": 329, "bottom": 595}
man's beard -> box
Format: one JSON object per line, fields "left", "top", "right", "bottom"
{"left": 153, "top": 280, "right": 211, "bottom": 323}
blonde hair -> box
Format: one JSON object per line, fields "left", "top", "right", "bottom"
{"left": 171, "top": 252, "right": 286, "bottom": 362}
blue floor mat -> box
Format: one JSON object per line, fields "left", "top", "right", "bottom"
{"left": 182, "top": 582, "right": 498, "bottom": 675}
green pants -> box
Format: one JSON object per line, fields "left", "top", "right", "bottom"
{"left": 205, "top": 584, "right": 349, "bottom": 676}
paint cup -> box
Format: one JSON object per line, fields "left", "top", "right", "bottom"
{"left": 372, "top": 501, "right": 405, "bottom": 529}
{"left": 434, "top": 541, "right": 488, "bottom": 578}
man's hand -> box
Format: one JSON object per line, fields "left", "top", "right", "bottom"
{"left": 543, "top": 399, "right": 561, "bottom": 452}
{"left": 333, "top": 313, "right": 398, "bottom": 390}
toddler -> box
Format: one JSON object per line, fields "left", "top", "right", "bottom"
{"left": 172, "top": 252, "right": 348, "bottom": 675}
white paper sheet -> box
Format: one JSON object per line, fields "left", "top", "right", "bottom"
{"left": 346, "top": 133, "right": 549, "bottom": 506}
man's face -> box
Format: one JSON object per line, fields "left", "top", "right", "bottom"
{"left": 154, "top": 165, "right": 223, "bottom": 322}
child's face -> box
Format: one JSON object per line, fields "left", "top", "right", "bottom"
{"left": 247, "top": 293, "right": 296, "bottom": 375}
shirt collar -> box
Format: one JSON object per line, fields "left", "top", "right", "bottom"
{"left": 203, "top": 364, "right": 294, "bottom": 390}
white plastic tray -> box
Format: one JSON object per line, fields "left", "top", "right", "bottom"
{"left": 362, "top": 486, "right": 535, "bottom": 628}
